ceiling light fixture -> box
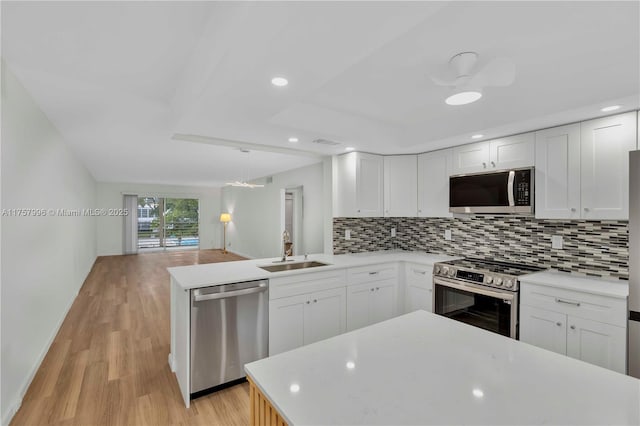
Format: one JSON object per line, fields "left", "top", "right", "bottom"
{"left": 601, "top": 105, "right": 620, "bottom": 112}
{"left": 471, "top": 134, "right": 484, "bottom": 139}
{"left": 271, "top": 76, "right": 288, "bottom": 87}
{"left": 345, "top": 147, "right": 355, "bottom": 151}
{"left": 225, "top": 149, "right": 265, "bottom": 188}
{"left": 445, "top": 90, "right": 482, "bottom": 106}
{"left": 288, "top": 137, "right": 299, "bottom": 143}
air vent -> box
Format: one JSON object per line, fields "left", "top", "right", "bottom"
{"left": 312, "top": 138, "right": 340, "bottom": 146}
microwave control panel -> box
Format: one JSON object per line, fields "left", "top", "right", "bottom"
{"left": 514, "top": 170, "right": 531, "bottom": 206}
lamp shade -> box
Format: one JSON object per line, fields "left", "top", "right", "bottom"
{"left": 219, "top": 213, "right": 231, "bottom": 223}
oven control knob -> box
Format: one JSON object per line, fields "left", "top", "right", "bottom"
{"left": 495, "top": 277, "right": 503, "bottom": 286}
{"left": 448, "top": 268, "right": 456, "bottom": 277}
{"left": 442, "top": 266, "right": 449, "bottom": 276}
{"left": 434, "top": 265, "right": 441, "bottom": 275}
{"left": 486, "top": 276, "right": 494, "bottom": 284}
{"left": 505, "top": 279, "right": 514, "bottom": 288}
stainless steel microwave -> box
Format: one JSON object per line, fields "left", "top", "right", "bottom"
{"left": 449, "top": 167, "right": 534, "bottom": 214}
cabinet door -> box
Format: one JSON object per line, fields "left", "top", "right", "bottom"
{"left": 356, "top": 153, "right": 384, "bottom": 217}
{"left": 346, "top": 282, "right": 373, "bottom": 331}
{"left": 417, "top": 149, "right": 453, "bottom": 217}
{"left": 581, "top": 111, "right": 637, "bottom": 220}
{"left": 304, "top": 287, "right": 346, "bottom": 345}
{"left": 520, "top": 305, "right": 567, "bottom": 356}
{"left": 370, "top": 279, "right": 397, "bottom": 324}
{"left": 490, "top": 132, "right": 535, "bottom": 169}
{"left": 452, "top": 141, "right": 490, "bottom": 174}
{"left": 405, "top": 264, "right": 433, "bottom": 313}
{"left": 269, "top": 294, "right": 307, "bottom": 355}
{"left": 566, "top": 316, "right": 627, "bottom": 374}
{"left": 334, "top": 152, "right": 357, "bottom": 217}
{"left": 535, "top": 124, "right": 581, "bottom": 219}
{"left": 383, "top": 155, "right": 417, "bottom": 217}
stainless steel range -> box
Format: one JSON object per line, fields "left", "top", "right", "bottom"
{"left": 432, "top": 258, "right": 545, "bottom": 339}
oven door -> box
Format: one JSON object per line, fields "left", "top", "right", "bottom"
{"left": 433, "top": 277, "right": 518, "bottom": 339}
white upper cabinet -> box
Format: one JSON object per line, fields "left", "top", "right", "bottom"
{"left": 535, "top": 123, "right": 581, "bottom": 219}
{"left": 335, "top": 152, "right": 384, "bottom": 217}
{"left": 452, "top": 133, "right": 535, "bottom": 174}
{"left": 580, "top": 111, "right": 637, "bottom": 220}
{"left": 417, "top": 149, "right": 453, "bottom": 217}
{"left": 383, "top": 155, "right": 417, "bottom": 217}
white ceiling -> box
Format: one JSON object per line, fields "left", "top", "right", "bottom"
{"left": 2, "top": 1, "right": 639, "bottom": 187}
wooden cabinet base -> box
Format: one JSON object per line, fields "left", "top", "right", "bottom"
{"left": 248, "top": 376, "right": 288, "bottom": 426}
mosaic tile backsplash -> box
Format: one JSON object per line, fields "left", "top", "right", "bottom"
{"left": 333, "top": 216, "right": 629, "bottom": 280}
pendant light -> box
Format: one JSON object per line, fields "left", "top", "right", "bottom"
{"left": 225, "top": 149, "right": 265, "bottom": 188}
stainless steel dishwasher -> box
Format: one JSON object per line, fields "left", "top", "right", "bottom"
{"left": 190, "top": 279, "right": 268, "bottom": 396}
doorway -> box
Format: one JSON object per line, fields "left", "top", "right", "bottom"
{"left": 137, "top": 197, "right": 200, "bottom": 250}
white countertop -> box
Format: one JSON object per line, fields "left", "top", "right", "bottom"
{"left": 520, "top": 270, "right": 629, "bottom": 299}
{"left": 245, "top": 310, "right": 640, "bottom": 425}
{"left": 168, "top": 251, "right": 458, "bottom": 290}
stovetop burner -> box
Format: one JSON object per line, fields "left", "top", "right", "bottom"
{"left": 442, "top": 258, "right": 545, "bottom": 276}
{"left": 433, "top": 258, "right": 546, "bottom": 291}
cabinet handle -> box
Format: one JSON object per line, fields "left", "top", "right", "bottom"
{"left": 571, "top": 208, "right": 576, "bottom": 212}
{"left": 570, "top": 325, "right": 576, "bottom": 330}
{"left": 482, "top": 162, "right": 487, "bottom": 168}
{"left": 313, "top": 299, "right": 317, "bottom": 303}
{"left": 491, "top": 161, "right": 496, "bottom": 167}
{"left": 416, "top": 271, "right": 427, "bottom": 275}
{"left": 584, "top": 207, "right": 590, "bottom": 212}
{"left": 370, "top": 288, "right": 375, "bottom": 292}
{"left": 418, "top": 209, "right": 422, "bottom": 213}
{"left": 369, "top": 271, "right": 379, "bottom": 275}
{"left": 556, "top": 322, "right": 562, "bottom": 327}
{"left": 306, "top": 301, "right": 310, "bottom": 304}
{"left": 555, "top": 298, "right": 580, "bottom": 307}
{"left": 376, "top": 287, "right": 380, "bottom": 291}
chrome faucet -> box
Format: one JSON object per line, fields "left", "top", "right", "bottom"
{"left": 281, "top": 230, "right": 292, "bottom": 261}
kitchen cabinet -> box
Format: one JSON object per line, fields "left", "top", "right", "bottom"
{"left": 580, "top": 111, "right": 637, "bottom": 220}
{"left": 346, "top": 263, "right": 398, "bottom": 331}
{"left": 535, "top": 123, "right": 581, "bottom": 219}
{"left": 269, "top": 270, "right": 347, "bottom": 356}
{"left": 417, "top": 149, "right": 453, "bottom": 217}
{"left": 452, "top": 132, "right": 534, "bottom": 174}
{"left": 269, "top": 287, "right": 346, "bottom": 356}
{"left": 520, "top": 279, "right": 627, "bottom": 373}
{"left": 535, "top": 112, "right": 638, "bottom": 220}
{"left": 383, "top": 155, "right": 417, "bottom": 217}
{"left": 404, "top": 263, "right": 434, "bottom": 313}
{"left": 335, "top": 152, "right": 384, "bottom": 217}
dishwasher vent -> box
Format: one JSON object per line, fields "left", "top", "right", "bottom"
{"left": 312, "top": 138, "right": 341, "bottom": 146}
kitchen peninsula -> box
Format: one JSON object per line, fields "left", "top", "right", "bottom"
{"left": 245, "top": 310, "right": 640, "bottom": 425}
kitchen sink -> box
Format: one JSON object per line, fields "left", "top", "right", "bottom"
{"left": 259, "top": 261, "right": 329, "bottom": 273}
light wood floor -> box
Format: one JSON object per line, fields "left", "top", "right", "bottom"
{"left": 11, "top": 249, "right": 251, "bottom": 426}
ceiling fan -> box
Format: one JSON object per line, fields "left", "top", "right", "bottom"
{"left": 430, "top": 52, "right": 516, "bottom": 105}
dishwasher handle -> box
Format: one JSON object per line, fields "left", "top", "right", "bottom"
{"left": 193, "top": 282, "right": 267, "bottom": 302}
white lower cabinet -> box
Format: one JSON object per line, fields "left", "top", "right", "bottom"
{"left": 520, "top": 280, "right": 627, "bottom": 373}
{"left": 347, "top": 279, "right": 397, "bottom": 331}
{"left": 404, "top": 263, "right": 434, "bottom": 313}
{"left": 269, "top": 287, "right": 346, "bottom": 355}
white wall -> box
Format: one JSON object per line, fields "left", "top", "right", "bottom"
{"left": 221, "top": 162, "right": 325, "bottom": 259}
{"left": 1, "top": 64, "right": 97, "bottom": 424}
{"left": 96, "top": 183, "right": 221, "bottom": 256}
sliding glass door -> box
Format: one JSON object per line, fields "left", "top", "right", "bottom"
{"left": 137, "top": 197, "right": 199, "bottom": 250}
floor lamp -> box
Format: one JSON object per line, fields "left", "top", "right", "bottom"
{"left": 220, "top": 213, "right": 231, "bottom": 254}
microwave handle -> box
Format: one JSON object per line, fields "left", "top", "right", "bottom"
{"left": 507, "top": 170, "right": 515, "bottom": 206}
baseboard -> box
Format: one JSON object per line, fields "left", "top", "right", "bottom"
{"left": 226, "top": 249, "right": 254, "bottom": 259}
{"left": 168, "top": 353, "right": 176, "bottom": 372}
{"left": 1, "top": 255, "right": 97, "bottom": 426}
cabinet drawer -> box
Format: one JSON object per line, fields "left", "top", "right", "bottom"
{"left": 405, "top": 263, "right": 433, "bottom": 289}
{"left": 269, "top": 269, "right": 347, "bottom": 300}
{"left": 521, "top": 283, "right": 627, "bottom": 327}
{"left": 348, "top": 263, "right": 398, "bottom": 285}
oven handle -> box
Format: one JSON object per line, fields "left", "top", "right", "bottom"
{"left": 433, "top": 277, "right": 515, "bottom": 301}
{"left": 507, "top": 170, "right": 515, "bottom": 207}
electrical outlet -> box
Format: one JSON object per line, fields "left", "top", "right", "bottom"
{"left": 345, "top": 229, "right": 351, "bottom": 240}
{"left": 391, "top": 227, "right": 396, "bottom": 237}
{"left": 551, "top": 235, "right": 563, "bottom": 249}
{"left": 444, "top": 229, "right": 452, "bottom": 241}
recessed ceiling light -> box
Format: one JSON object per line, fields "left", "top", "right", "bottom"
{"left": 289, "top": 383, "right": 300, "bottom": 393}
{"left": 600, "top": 105, "right": 620, "bottom": 112}
{"left": 446, "top": 91, "right": 482, "bottom": 106}
{"left": 472, "top": 388, "right": 484, "bottom": 398}
{"left": 271, "top": 76, "right": 288, "bottom": 87}
{"left": 345, "top": 147, "right": 355, "bottom": 151}
{"left": 288, "top": 137, "right": 299, "bottom": 143}
{"left": 471, "top": 134, "right": 484, "bottom": 139}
